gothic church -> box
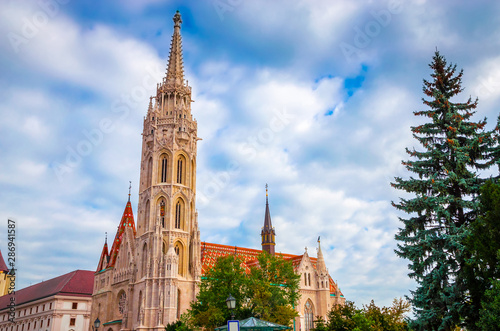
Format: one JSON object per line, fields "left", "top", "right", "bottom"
{"left": 89, "top": 12, "right": 344, "bottom": 331}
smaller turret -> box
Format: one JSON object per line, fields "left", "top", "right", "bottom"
{"left": 261, "top": 184, "right": 276, "bottom": 255}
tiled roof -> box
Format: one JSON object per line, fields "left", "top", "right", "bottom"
{"left": 0, "top": 250, "right": 8, "bottom": 273}
{"left": 108, "top": 200, "right": 136, "bottom": 268}
{"left": 0, "top": 270, "right": 94, "bottom": 311}
{"left": 200, "top": 242, "right": 343, "bottom": 296}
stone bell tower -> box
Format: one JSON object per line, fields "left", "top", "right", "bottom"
{"left": 135, "top": 10, "right": 201, "bottom": 329}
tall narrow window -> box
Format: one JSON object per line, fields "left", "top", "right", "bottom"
{"left": 160, "top": 200, "right": 165, "bottom": 228}
{"left": 305, "top": 300, "right": 314, "bottom": 331}
{"left": 161, "top": 157, "right": 168, "bottom": 183}
{"left": 177, "top": 158, "right": 183, "bottom": 183}
{"left": 146, "top": 157, "right": 153, "bottom": 187}
{"left": 142, "top": 243, "right": 148, "bottom": 278}
{"left": 175, "top": 201, "right": 181, "bottom": 229}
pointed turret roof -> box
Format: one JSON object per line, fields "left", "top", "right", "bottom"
{"left": 316, "top": 236, "right": 327, "bottom": 273}
{"left": 0, "top": 250, "right": 8, "bottom": 273}
{"left": 96, "top": 234, "right": 109, "bottom": 272}
{"left": 263, "top": 185, "right": 272, "bottom": 231}
{"left": 108, "top": 196, "right": 137, "bottom": 268}
{"left": 165, "top": 11, "right": 185, "bottom": 84}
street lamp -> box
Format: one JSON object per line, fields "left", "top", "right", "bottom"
{"left": 93, "top": 317, "right": 100, "bottom": 331}
{"left": 226, "top": 294, "right": 236, "bottom": 320}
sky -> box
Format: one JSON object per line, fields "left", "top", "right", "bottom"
{"left": 1, "top": 0, "right": 500, "bottom": 310}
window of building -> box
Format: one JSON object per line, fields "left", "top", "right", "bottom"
{"left": 42, "top": 304, "right": 45, "bottom": 311}
{"left": 175, "top": 201, "right": 181, "bottom": 229}
{"left": 47, "top": 319, "right": 50, "bottom": 326}
{"left": 72, "top": 302, "right": 78, "bottom": 309}
{"left": 70, "top": 318, "right": 76, "bottom": 326}
{"left": 118, "top": 292, "right": 127, "bottom": 315}
{"left": 160, "top": 200, "right": 166, "bottom": 228}
{"left": 177, "top": 158, "right": 183, "bottom": 183}
{"left": 305, "top": 300, "right": 314, "bottom": 331}
{"left": 160, "top": 157, "right": 168, "bottom": 183}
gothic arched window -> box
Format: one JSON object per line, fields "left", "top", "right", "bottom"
{"left": 144, "top": 200, "right": 150, "bottom": 232}
{"left": 118, "top": 291, "right": 126, "bottom": 316}
{"left": 175, "top": 201, "right": 181, "bottom": 229}
{"left": 160, "top": 200, "right": 166, "bottom": 228}
{"left": 176, "top": 155, "right": 187, "bottom": 185}
{"left": 175, "top": 242, "right": 184, "bottom": 276}
{"left": 142, "top": 243, "right": 148, "bottom": 278}
{"left": 160, "top": 155, "right": 168, "bottom": 183}
{"left": 305, "top": 300, "right": 314, "bottom": 331}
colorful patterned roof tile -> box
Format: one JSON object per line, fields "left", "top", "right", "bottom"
{"left": 96, "top": 238, "right": 109, "bottom": 272}
{"left": 200, "top": 242, "right": 341, "bottom": 295}
{"left": 107, "top": 200, "right": 136, "bottom": 268}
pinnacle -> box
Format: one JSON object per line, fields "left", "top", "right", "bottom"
{"left": 165, "top": 11, "right": 185, "bottom": 84}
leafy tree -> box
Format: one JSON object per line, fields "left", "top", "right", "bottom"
{"left": 187, "top": 252, "right": 300, "bottom": 330}
{"left": 463, "top": 180, "right": 500, "bottom": 329}
{"left": 327, "top": 300, "right": 361, "bottom": 330}
{"left": 165, "top": 318, "right": 192, "bottom": 331}
{"left": 312, "top": 316, "right": 328, "bottom": 331}
{"left": 247, "top": 252, "right": 300, "bottom": 325}
{"left": 477, "top": 278, "right": 500, "bottom": 329}
{"left": 326, "top": 299, "right": 410, "bottom": 331}
{"left": 188, "top": 255, "right": 250, "bottom": 331}
{"left": 392, "top": 51, "right": 493, "bottom": 330}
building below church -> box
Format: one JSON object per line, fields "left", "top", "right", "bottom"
{"left": 0, "top": 270, "right": 94, "bottom": 331}
{"left": 89, "top": 11, "right": 345, "bottom": 331}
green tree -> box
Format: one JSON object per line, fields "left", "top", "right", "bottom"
{"left": 477, "top": 278, "right": 500, "bottom": 329}
{"left": 188, "top": 255, "right": 250, "bottom": 331}
{"left": 247, "top": 252, "right": 300, "bottom": 325}
{"left": 463, "top": 180, "right": 500, "bottom": 329}
{"left": 326, "top": 299, "right": 410, "bottom": 331}
{"left": 187, "top": 252, "right": 300, "bottom": 330}
{"left": 392, "top": 51, "right": 493, "bottom": 330}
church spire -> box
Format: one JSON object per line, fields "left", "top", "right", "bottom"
{"left": 261, "top": 184, "right": 276, "bottom": 255}
{"left": 165, "top": 10, "right": 185, "bottom": 85}
{"left": 316, "top": 236, "right": 327, "bottom": 273}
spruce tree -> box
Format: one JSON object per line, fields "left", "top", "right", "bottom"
{"left": 392, "top": 51, "right": 493, "bottom": 330}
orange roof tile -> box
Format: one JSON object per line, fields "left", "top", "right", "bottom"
{"left": 108, "top": 200, "right": 136, "bottom": 268}
{"left": 200, "top": 242, "right": 340, "bottom": 295}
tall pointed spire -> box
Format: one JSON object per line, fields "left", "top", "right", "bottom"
{"left": 108, "top": 195, "right": 137, "bottom": 268}
{"left": 165, "top": 10, "right": 185, "bottom": 85}
{"left": 97, "top": 233, "right": 110, "bottom": 272}
{"left": 316, "top": 236, "right": 327, "bottom": 273}
{"left": 261, "top": 184, "right": 276, "bottom": 255}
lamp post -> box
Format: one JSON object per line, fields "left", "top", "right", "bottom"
{"left": 226, "top": 294, "right": 236, "bottom": 320}
{"left": 93, "top": 317, "right": 100, "bottom": 331}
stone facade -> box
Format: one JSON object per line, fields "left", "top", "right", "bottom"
{"left": 90, "top": 11, "right": 201, "bottom": 331}
{"left": 90, "top": 11, "right": 344, "bottom": 331}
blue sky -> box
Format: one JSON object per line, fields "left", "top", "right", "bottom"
{"left": 1, "top": 0, "right": 500, "bottom": 309}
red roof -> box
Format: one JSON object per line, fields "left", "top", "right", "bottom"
{"left": 200, "top": 242, "right": 343, "bottom": 296}
{"left": 0, "top": 270, "right": 94, "bottom": 311}
{"left": 0, "top": 250, "right": 8, "bottom": 273}
{"left": 107, "top": 200, "right": 136, "bottom": 268}
{"left": 96, "top": 240, "right": 109, "bottom": 272}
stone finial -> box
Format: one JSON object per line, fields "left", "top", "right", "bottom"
{"left": 173, "top": 10, "right": 182, "bottom": 29}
